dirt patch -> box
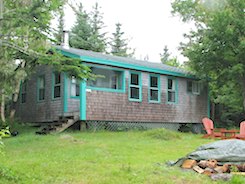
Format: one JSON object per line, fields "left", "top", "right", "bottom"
{"left": 59, "top": 134, "right": 84, "bottom": 144}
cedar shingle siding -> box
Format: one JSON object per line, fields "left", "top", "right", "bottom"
{"left": 15, "top": 47, "right": 208, "bottom": 124}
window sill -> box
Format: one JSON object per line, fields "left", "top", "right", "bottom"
{"left": 52, "top": 97, "right": 61, "bottom": 101}
{"left": 87, "top": 86, "right": 125, "bottom": 93}
{"left": 129, "top": 98, "right": 142, "bottom": 102}
{"left": 149, "top": 100, "right": 161, "bottom": 104}
{"left": 70, "top": 96, "right": 80, "bottom": 99}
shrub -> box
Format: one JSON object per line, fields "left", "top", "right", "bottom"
{"left": 143, "top": 128, "right": 181, "bottom": 140}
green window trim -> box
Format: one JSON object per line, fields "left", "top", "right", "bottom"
{"left": 87, "top": 65, "right": 126, "bottom": 93}
{"left": 37, "top": 75, "right": 45, "bottom": 102}
{"left": 64, "top": 73, "right": 68, "bottom": 113}
{"left": 148, "top": 74, "right": 161, "bottom": 103}
{"left": 52, "top": 72, "right": 61, "bottom": 100}
{"left": 128, "top": 71, "right": 142, "bottom": 102}
{"left": 167, "top": 78, "right": 178, "bottom": 104}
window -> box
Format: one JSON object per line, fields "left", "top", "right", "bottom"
{"left": 71, "top": 76, "right": 80, "bottom": 97}
{"left": 21, "top": 81, "right": 27, "bottom": 103}
{"left": 53, "top": 72, "right": 61, "bottom": 98}
{"left": 149, "top": 75, "right": 160, "bottom": 103}
{"left": 38, "top": 76, "right": 45, "bottom": 101}
{"left": 192, "top": 81, "right": 200, "bottom": 94}
{"left": 87, "top": 67, "right": 124, "bottom": 92}
{"left": 187, "top": 81, "right": 200, "bottom": 95}
{"left": 167, "top": 78, "right": 177, "bottom": 103}
{"left": 187, "top": 81, "right": 192, "bottom": 93}
{"left": 129, "top": 72, "right": 142, "bottom": 101}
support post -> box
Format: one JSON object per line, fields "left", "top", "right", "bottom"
{"left": 80, "top": 80, "right": 86, "bottom": 120}
{"left": 63, "top": 73, "right": 68, "bottom": 113}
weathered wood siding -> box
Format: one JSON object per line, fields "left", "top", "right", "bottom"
{"left": 16, "top": 65, "right": 64, "bottom": 122}
{"left": 86, "top": 70, "right": 208, "bottom": 123}
{"left": 16, "top": 64, "right": 208, "bottom": 124}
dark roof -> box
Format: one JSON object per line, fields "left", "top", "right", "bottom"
{"left": 55, "top": 46, "right": 192, "bottom": 78}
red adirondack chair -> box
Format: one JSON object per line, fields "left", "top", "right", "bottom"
{"left": 202, "top": 117, "right": 223, "bottom": 138}
{"left": 235, "top": 121, "right": 245, "bottom": 140}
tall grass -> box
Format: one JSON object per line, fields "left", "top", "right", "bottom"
{"left": 0, "top": 126, "right": 244, "bottom": 184}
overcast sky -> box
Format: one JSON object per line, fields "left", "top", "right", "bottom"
{"left": 63, "top": 0, "right": 194, "bottom": 63}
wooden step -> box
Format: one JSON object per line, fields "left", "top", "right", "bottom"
{"left": 35, "top": 116, "right": 79, "bottom": 135}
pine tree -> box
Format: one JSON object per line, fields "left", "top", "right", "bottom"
{"left": 160, "top": 45, "right": 180, "bottom": 67}
{"left": 160, "top": 45, "right": 170, "bottom": 63}
{"left": 70, "top": 3, "right": 92, "bottom": 50}
{"left": 88, "top": 2, "right": 107, "bottom": 52}
{"left": 110, "top": 23, "right": 134, "bottom": 57}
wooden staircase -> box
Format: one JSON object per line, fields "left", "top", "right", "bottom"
{"left": 36, "top": 116, "right": 80, "bottom": 135}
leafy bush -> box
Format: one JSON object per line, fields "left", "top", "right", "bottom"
{"left": 143, "top": 128, "right": 181, "bottom": 140}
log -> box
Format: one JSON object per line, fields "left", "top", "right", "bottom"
{"left": 181, "top": 159, "right": 197, "bottom": 169}
{"left": 193, "top": 165, "right": 204, "bottom": 174}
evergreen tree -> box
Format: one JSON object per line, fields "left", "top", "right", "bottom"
{"left": 160, "top": 45, "right": 180, "bottom": 67}
{"left": 110, "top": 23, "right": 134, "bottom": 57}
{"left": 89, "top": 2, "right": 107, "bottom": 52}
{"left": 70, "top": 3, "right": 92, "bottom": 50}
{"left": 160, "top": 45, "right": 170, "bottom": 63}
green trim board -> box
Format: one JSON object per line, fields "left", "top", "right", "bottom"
{"left": 128, "top": 71, "right": 142, "bottom": 102}
{"left": 86, "top": 86, "right": 125, "bottom": 93}
{"left": 80, "top": 80, "right": 87, "bottom": 120}
{"left": 148, "top": 74, "right": 161, "bottom": 103}
{"left": 57, "top": 49, "right": 195, "bottom": 79}
{"left": 63, "top": 73, "right": 68, "bottom": 113}
{"left": 166, "top": 77, "right": 178, "bottom": 104}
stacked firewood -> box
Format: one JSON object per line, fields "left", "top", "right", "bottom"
{"left": 181, "top": 159, "right": 245, "bottom": 176}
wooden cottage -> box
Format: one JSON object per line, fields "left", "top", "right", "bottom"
{"left": 16, "top": 38, "right": 209, "bottom": 133}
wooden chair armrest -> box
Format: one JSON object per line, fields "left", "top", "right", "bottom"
{"left": 213, "top": 128, "right": 226, "bottom": 132}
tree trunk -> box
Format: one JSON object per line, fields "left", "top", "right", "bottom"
{"left": 241, "top": 76, "right": 245, "bottom": 113}
{"left": 0, "top": 89, "right": 6, "bottom": 124}
{"left": 9, "top": 60, "right": 26, "bottom": 124}
{"left": 211, "top": 102, "right": 215, "bottom": 121}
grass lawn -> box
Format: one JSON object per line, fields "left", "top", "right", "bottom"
{"left": 1, "top": 126, "right": 244, "bottom": 184}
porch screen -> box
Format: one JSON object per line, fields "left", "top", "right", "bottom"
{"left": 87, "top": 67, "right": 123, "bottom": 90}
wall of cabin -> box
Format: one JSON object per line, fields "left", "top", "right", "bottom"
{"left": 15, "top": 65, "right": 64, "bottom": 122}
{"left": 85, "top": 68, "right": 208, "bottom": 123}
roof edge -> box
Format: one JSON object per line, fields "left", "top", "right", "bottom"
{"left": 57, "top": 48, "right": 196, "bottom": 79}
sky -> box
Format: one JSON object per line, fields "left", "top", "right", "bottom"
{"left": 63, "top": 0, "right": 194, "bottom": 63}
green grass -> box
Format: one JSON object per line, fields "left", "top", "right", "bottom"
{"left": 0, "top": 126, "right": 244, "bottom": 184}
